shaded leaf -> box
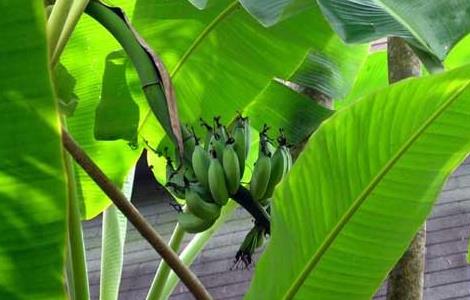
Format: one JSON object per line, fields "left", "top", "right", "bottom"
{"left": 53, "top": 63, "right": 79, "bottom": 116}
{"left": 94, "top": 50, "right": 139, "bottom": 144}
{"left": 247, "top": 65, "right": 470, "bottom": 299}
{"left": 317, "top": 0, "right": 470, "bottom": 71}
{"left": 244, "top": 81, "right": 333, "bottom": 145}
{"left": 239, "top": 0, "right": 312, "bottom": 27}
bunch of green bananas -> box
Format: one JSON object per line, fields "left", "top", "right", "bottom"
{"left": 249, "top": 126, "right": 292, "bottom": 207}
{"left": 164, "top": 115, "right": 292, "bottom": 236}
{"left": 164, "top": 115, "right": 251, "bottom": 233}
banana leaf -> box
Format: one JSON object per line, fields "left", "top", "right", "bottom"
{"left": 246, "top": 64, "right": 470, "bottom": 299}
{"left": 0, "top": 2, "right": 67, "bottom": 299}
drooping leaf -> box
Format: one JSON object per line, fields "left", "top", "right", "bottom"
{"left": 239, "top": 0, "right": 312, "bottom": 27}
{"left": 94, "top": 51, "right": 140, "bottom": 144}
{"left": 100, "top": 169, "right": 135, "bottom": 300}
{"left": 244, "top": 81, "right": 333, "bottom": 145}
{"left": 0, "top": 2, "right": 67, "bottom": 299}
{"left": 85, "top": 1, "right": 185, "bottom": 156}
{"left": 247, "top": 65, "right": 470, "bottom": 299}
{"left": 317, "top": 0, "right": 470, "bottom": 71}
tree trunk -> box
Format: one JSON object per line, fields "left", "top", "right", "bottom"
{"left": 386, "top": 37, "right": 426, "bottom": 300}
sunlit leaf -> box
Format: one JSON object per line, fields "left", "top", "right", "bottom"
{"left": 247, "top": 64, "right": 470, "bottom": 299}
{"left": 0, "top": 2, "right": 67, "bottom": 298}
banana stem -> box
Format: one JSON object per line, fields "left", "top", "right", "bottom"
{"left": 62, "top": 121, "right": 90, "bottom": 300}
{"left": 232, "top": 186, "right": 270, "bottom": 234}
{"left": 146, "top": 223, "right": 185, "bottom": 300}
{"left": 51, "top": 0, "right": 90, "bottom": 67}
{"left": 47, "top": 0, "right": 73, "bottom": 57}
{"left": 61, "top": 129, "right": 212, "bottom": 300}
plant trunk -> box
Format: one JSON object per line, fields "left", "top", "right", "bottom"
{"left": 386, "top": 37, "right": 426, "bottom": 300}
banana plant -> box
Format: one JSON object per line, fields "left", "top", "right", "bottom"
{"left": 3, "top": 1, "right": 470, "bottom": 300}
{"left": 186, "top": 0, "right": 470, "bottom": 72}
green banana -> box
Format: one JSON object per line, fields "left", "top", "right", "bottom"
{"left": 185, "top": 188, "right": 221, "bottom": 220}
{"left": 235, "top": 114, "right": 251, "bottom": 156}
{"left": 212, "top": 135, "right": 225, "bottom": 164}
{"left": 223, "top": 141, "right": 240, "bottom": 195}
{"left": 208, "top": 151, "right": 229, "bottom": 206}
{"left": 192, "top": 144, "right": 211, "bottom": 189}
{"left": 250, "top": 142, "right": 272, "bottom": 201}
{"left": 177, "top": 211, "right": 215, "bottom": 233}
{"left": 262, "top": 145, "right": 288, "bottom": 199}
{"left": 231, "top": 124, "right": 246, "bottom": 176}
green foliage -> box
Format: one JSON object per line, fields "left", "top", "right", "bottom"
{"left": 132, "top": 0, "right": 366, "bottom": 135}
{"left": 0, "top": 2, "right": 67, "bottom": 299}
{"left": 246, "top": 64, "right": 470, "bottom": 299}
{"left": 317, "top": 0, "right": 470, "bottom": 71}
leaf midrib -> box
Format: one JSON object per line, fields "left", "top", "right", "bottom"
{"left": 283, "top": 79, "right": 470, "bottom": 299}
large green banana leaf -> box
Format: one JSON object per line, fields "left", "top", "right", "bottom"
{"left": 188, "top": 0, "right": 470, "bottom": 69}
{"left": 0, "top": 2, "right": 67, "bottom": 299}
{"left": 317, "top": 0, "right": 470, "bottom": 71}
{"left": 132, "top": 0, "right": 366, "bottom": 138}
{"left": 246, "top": 64, "right": 470, "bottom": 299}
